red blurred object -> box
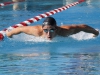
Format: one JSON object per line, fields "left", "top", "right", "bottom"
{"left": 79, "top": 0, "right": 85, "bottom": 3}
{"left": 0, "top": 33, "right": 4, "bottom": 40}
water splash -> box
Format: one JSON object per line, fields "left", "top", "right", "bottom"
{"left": 11, "top": 33, "right": 52, "bottom": 42}
{"left": 71, "top": 29, "right": 100, "bottom": 41}
{"left": 9, "top": 31, "right": 98, "bottom": 42}
{"left": 70, "top": 31, "right": 95, "bottom": 41}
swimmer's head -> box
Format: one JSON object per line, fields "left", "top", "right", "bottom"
{"left": 42, "top": 17, "right": 57, "bottom": 40}
{"left": 42, "top": 17, "right": 57, "bottom": 27}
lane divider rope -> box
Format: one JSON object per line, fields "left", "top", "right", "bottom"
{"left": 0, "top": 0, "right": 25, "bottom": 7}
{"left": 0, "top": 0, "right": 85, "bottom": 40}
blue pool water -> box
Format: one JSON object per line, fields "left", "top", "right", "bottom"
{"left": 0, "top": 0, "right": 100, "bottom": 75}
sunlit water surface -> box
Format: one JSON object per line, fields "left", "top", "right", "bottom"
{"left": 0, "top": 0, "right": 100, "bottom": 75}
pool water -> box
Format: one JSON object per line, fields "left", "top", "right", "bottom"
{"left": 0, "top": 0, "right": 100, "bottom": 75}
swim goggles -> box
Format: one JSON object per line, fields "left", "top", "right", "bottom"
{"left": 43, "top": 29, "right": 56, "bottom": 33}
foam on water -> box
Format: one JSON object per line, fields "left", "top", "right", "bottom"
{"left": 70, "top": 31, "right": 95, "bottom": 40}
{"left": 10, "top": 33, "right": 52, "bottom": 42}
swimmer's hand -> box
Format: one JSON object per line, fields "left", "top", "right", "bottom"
{"left": 93, "top": 29, "right": 99, "bottom": 37}
{"left": 6, "top": 30, "right": 12, "bottom": 38}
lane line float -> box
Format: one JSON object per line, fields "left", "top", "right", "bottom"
{"left": 0, "top": 0, "right": 85, "bottom": 40}
{"left": 0, "top": 0, "right": 25, "bottom": 7}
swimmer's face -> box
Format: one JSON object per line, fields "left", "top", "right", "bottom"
{"left": 42, "top": 25, "right": 57, "bottom": 40}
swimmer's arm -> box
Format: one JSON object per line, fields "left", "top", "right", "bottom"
{"left": 70, "top": 24, "right": 99, "bottom": 36}
{"left": 6, "top": 26, "right": 42, "bottom": 38}
{"left": 6, "top": 26, "right": 33, "bottom": 38}
{"left": 6, "top": 27, "right": 23, "bottom": 38}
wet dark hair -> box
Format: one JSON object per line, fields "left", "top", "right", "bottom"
{"left": 42, "top": 17, "right": 57, "bottom": 27}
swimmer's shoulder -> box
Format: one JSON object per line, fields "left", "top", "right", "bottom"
{"left": 31, "top": 25, "right": 43, "bottom": 36}
{"left": 59, "top": 25, "right": 70, "bottom": 29}
{"left": 22, "top": 25, "right": 42, "bottom": 30}
{"left": 22, "top": 25, "right": 43, "bottom": 36}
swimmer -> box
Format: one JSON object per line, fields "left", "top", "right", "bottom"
{"left": 12, "top": 0, "right": 24, "bottom": 2}
{"left": 6, "top": 17, "right": 99, "bottom": 40}
{"left": 12, "top": 0, "right": 24, "bottom": 10}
